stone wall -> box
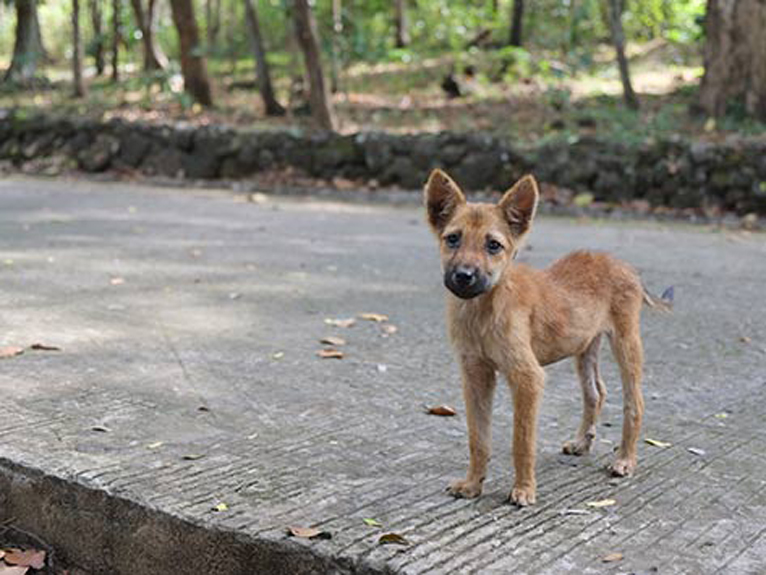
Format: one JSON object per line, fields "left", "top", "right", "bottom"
{"left": 2, "top": 113, "right": 765, "bottom": 214}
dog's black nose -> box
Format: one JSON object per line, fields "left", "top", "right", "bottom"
{"left": 453, "top": 267, "right": 477, "bottom": 287}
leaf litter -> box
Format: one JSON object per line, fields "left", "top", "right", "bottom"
{"left": 586, "top": 499, "right": 616, "bottom": 508}
{"left": 378, "top": 532, "right": 410, "bottom": 546}
{"left": 358, "top": 313, "right": 389, "bottom": 323}
{"left": 317, "top": 349, "right": 344, "bottom": 359}
{"left": 286, "top": 526, "right": 332, "bottom": 540}
{"left": 426, "top": 405, "right": 457, "bottom": 416}
{"left": 320, "top": 336, "right": 346, "bottom": 346}
{"left": 645, "top": 438, "right": 672, "bottom": 448}
{"left": 0, "top": 347, "right": 24, "bottom": 359}
{"left": 324, "top": 318, "right": 356, "bottom": 328}
{"left": 29, "top": 343, "right": 61, "bottom": 351}
{"left": 601, "top": 552, "right": 623, "bottom": 563}
{"left": 2, "top": 547, "right": 46, "bottom": 569}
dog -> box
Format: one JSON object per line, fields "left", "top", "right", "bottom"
{"left": 424, "top": 169, "right": 669, "bottom": 506}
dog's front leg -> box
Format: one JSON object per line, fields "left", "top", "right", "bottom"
{"left": 507, "top": 361, "right": 545, "bottom": 506}
{"left": 448, "top": 357, "right": 496, "bottom": 499}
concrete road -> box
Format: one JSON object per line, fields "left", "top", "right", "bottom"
{"left": 0, "top": 177, "right": 765, "bottom": 575}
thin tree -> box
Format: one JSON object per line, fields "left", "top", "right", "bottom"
{"left": 509, "top": 0, "right": 524, "bottom": 46}
{"left": 89, "top": 0, "right": 105, "bottom": 75}
{"left": 4, "top": 0, "right": 44, "bottom": 83}
{"left": 72, "top": 0, "right": 86, "bottom": 97}
{"left": 244, "top": 0, "right": 285, "bottom": 116}
{"left": 606, "top": 0, "right": 639, "bottom": 110}
{"left": 169, "top": 0, "right": 214, "bottom": 106}
{"left": 329, "top": 0, "right": 341, "bottom": 93}
{"left": 292, "top": 0, "right": 336, "bottom": 130}
{"left": 111, "top": 0, "right": 121, "bottom": 82}
{"left": 129, "top": 0, "right": 168, "bottom": 71}
{"left": 394, "top": 0, "right": 409, "bottom": 48}
{"left": 205, "top": 0, "right": 221, "bottom": 52}
{"left": 700, "top": 0, "right": 766, "bottom": 119}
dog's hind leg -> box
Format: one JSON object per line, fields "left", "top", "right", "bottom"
{"left": 608, "top": 314, "right": 644, "bottom": 477}
{"left": 562, "top": 334, "right": 606, "bottom": 456}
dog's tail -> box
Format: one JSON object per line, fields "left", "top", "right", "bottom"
{"left": 642, "top": 284, "right": 674, "bottom": 312}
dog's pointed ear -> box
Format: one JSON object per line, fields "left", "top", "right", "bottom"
{"left": 424, "top": 169, "right": 466, "bottom": 233}
{"left": 498, "top": 174, "right": 539, "bottom": 238}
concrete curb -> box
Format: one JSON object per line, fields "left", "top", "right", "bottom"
{"left": 0, "top": 458, "right": 387, "bottom": 575}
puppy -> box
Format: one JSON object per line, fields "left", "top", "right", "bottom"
{"left": 425, "top": 169, "right": 666, "bottom": 506}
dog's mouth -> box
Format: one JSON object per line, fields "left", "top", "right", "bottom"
{"left": 444, "top": 268, "right": 490, "bottom": 300}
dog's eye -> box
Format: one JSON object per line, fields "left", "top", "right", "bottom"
{"left": 486, "top": 239, "right": 503, "bottom": 254}
{"left": 445, "top": 233, "right": 461, "bottom": 248}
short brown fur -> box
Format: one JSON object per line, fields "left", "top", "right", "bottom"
{"left": 424, "top": 169, "right": 656, "bottom": 506}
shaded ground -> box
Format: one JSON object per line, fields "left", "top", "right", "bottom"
{"left": 0, "top": 178, "right": 765, "bottom": 574}
{"left": 3, "top": 41, "right": 764, "bottom": 144}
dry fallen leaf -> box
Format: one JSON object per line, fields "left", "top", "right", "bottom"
{"left": 358, "top": 313, "right": 389, "bottom": 323}
{"left": 91, "top": 425, "right": 110, "bottom": 433}
{"left": 381, "top": 325, "right": 398, "bottom": 336}
{"left": 317, "top": 349, "right": 344, "bottom": 359}
{"left": 601, "top": 552, "right": 623, "bottom": 563}
{"left": 363, "top": 518, "right": 382, "bottom": 528}
{"left": 739, "top": 336, "right": 751, "bottom": 343}
{"left": 687, "top": 447, "right": 706, "bottom": 457}
{"left": 586, "top": 499, "right": 616, "bottom": 508}
{"left": 3, "top": 548, "right": 46, "bottom": 569}
{"left": 0, "top": 347, "right": 24, "bottom": 359}
{"left": 426, "top": 405, "right": 457, "bottom": 416}
{"left": 0, "top": 564, "right": 29, "bottom": 575}
{"left": 324, "top": 318, "right": 356, "bottom": 328}
{"left": 147, "top": 441, "right": 164, "bottom": 450}
{"left": 182, "top": 454, "right": 205, "bottom": 461}
{"left": 378, "top": 532, "right": 410, "bottom": 546}
{"left": 559, "top": 509, "right": 590, "bottom": 516}
{"left": 319, "top": 336, "right": 346, "bottom": 346}
{"left": 109, "top": 277, "right": 125, "bottom": 285}
{"left": 29, "top": 343, "right": 61, "bottom": 351}
{"left": 286, "top": 526, "right": 332, "bottom": 540}
{"left": 645, "top": 438, "right": 672, "bottom": 448}
{"left": 212, "top": 502, "right": 229, "bottom": 512}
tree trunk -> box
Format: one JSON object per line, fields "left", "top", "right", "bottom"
{"left": 509, "top": 0, "right": 524, "bottom": 46}
{"left": 292, "top": 0, "right": 336, "bottom": 130}
{"left": 90, "top": 0, "right": 105, "bottom": 75}
{"left": 129, "top": 0, "right": 168, "bottom": 71}
{"left": 329, "top": 0, "right": 341, "bottom": 92}
{"left": 205, "top": 0, "right": 221, "bottom": 52}
{"left": 394, "top": 0, "right": 409, "bottom": 48}
{"left": 244, "top": 0, "right": 285, "bottom": 116}
{"left": 169, "top": 0, "right": 214, "bottom": 106}
{"left": 699, "top": 0, "right": 766, "bottom": 119}
{"left": 111, "top": 0, "right": 120, "bottom": 82}
{"left": 4, "top": 0, "right": 44, "bottom": 83}
{"left": 607, "top": 0, "right": 639, "bottom": 110}
{"left": 73, "top": 0, "right": 86, "bottom": 97}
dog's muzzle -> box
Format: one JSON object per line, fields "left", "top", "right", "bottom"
{"left": 444, "top": 265, "right": 489, "bottom": 299}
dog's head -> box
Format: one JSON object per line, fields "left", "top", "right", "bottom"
{"left": 424, "top": 169, "right": 539, "bottom": 300}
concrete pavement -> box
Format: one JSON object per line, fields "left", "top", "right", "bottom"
{"left": 0, "top": 177, "right": 765, "bottom": 574}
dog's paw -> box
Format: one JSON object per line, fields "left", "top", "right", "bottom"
{"left": 609, "top": 457, "right": 636, "bottom": 477}
{"left": 562, "top": 437, "right": 593, "bottom": 456}
{"left": 447, "top": 479, "right": 483, "bottom": 499}
{"left": 509, "top": 485, "right": 536, "bottom": 507}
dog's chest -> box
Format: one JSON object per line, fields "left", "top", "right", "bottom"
{"left": 448, "top": 299, "right": 515, "bottom": 368}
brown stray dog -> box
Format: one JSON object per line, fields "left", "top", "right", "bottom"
{"left": 425, "top": 169, "right": 667, "bottom": 506}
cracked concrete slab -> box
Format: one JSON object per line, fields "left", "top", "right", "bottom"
{"left": 0, "top": 177, "right": 765, "bottom": 574}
